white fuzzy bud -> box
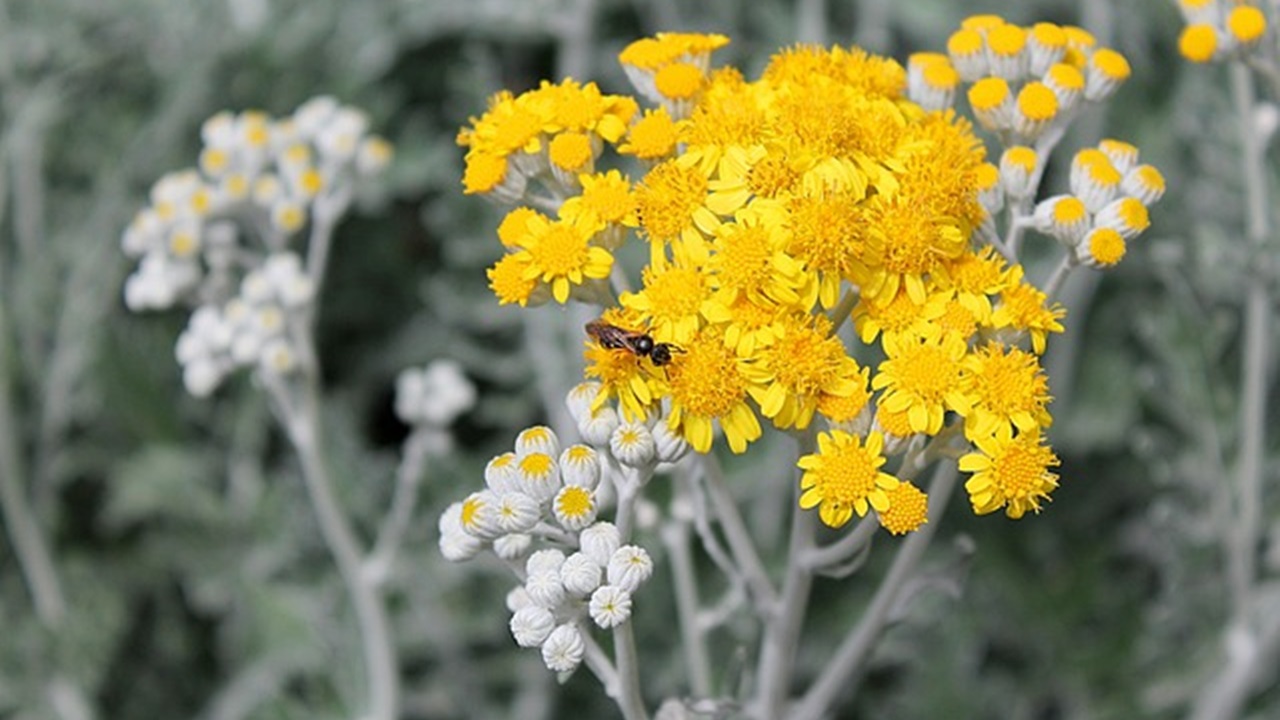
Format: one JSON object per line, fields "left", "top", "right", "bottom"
{"left": 492, "top": 533, "right": 532, "bottom": 560}
{"left": 652, "top": 419, "right": 690, "bottom": 464}
{"left": 514, "top": 452, "right": 561, "bottom": 504}
{"left": 459, "top": 490, "right": 503, "bottom": 540}
{"left": 526, "top": 549, "right": 567, "bottom": 577}
{"left": 552, "top": 485, "right": 599, "bottom": 532}
{"left": 578, "top": 406, "right": 620, "bottom": 447}
{"left": 506, "top": 586, "right": 533, "bottom": 613}
{"left": 510, "top": 605, "right": 556, "bottom": 648}
{"left": 607, "top": 545, "right": 654, "bottom": 593}
{"left": 516, "top": 425, "right": 560, "bottom": 458}
{"left": 589, "top": 585, "right": 634, "bottom": 629}
{"left": 610, "top": 422, "right": 656, "bottom": 468}
{"left": 524, "top": 572, "right": 566, "bottom": 609}
{"left": 579, "top": 522, "right": 621, "bottom": 567}
{"left": 558, "top": 445, "right": 601, "bottom": 490}
{"left": 540, "top": 624, "right": 585, "bottom": 673}
{"left": 495, "top": 491, "right": 541, "bottom": 534}
{"left": 438, "top": 502, "right": 484, "bottom": 562}
{"left": 484, "top": 452, "right": 521, "bottom": 494}
{"left": 560, "top": 552, "right": 603, "bottom": 597}
{"left": 566, "top": 382, "right": 604, "bottom": 424}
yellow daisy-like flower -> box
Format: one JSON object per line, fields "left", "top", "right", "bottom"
{"left": 704, "top": 210, "right": 810, "bottom": 310}
{"left": 960, "top": 425, "right": 1060, "bottom": 519}
{"left": 783, "top": 189, "right": 872, "bottom": 308}
{"left": 705, "top": 145, "right": 800, "bottom": 216}
{"left": 963, "top": 342, "right": 1053, "bottom": 440}
{"left": 513, "top": 213, "right": 612, "bottom": 304}
{"left": 860, "top": 192, "right": 970, "bottom": 306}
{"left": 487, "top": 252, "right": 539, "bottom": 306}
{"left": 678, "top": 69, "right": 769, "bottom": 174}
{"left": 815, "top": 366, "right": 873, "bottom": 426}
{"left": 617, "top": 107, "right": 680, "bottom": 161}
{"left": 936, "top": 246, "right": 1008, "bottom": 324}
{"left": 497, "top": 207, "right": 548, "bottom": 248}
{"left": 878, "top": 481, "right": 929, "bottom": 535}
{"left": 874, "top": 402, "right": 917, "bottom": 444}
{"left": 560, "top": 169, "right": 638, "bottom": 231}
{"left": 583, "top": 308, "right": 662, "bottom": 421}
{"left": 664, "top": 328, "right": 762, "bottom": 454}
{"left": 701, "top": 293, "right": 785, "bottom": 358}
{"left": 872, "top": 331, "right": 972, "bottom": 435}
{"left": 620, "top": 262, "right": 709, "bottom": 345}
{"left": 633, "top": 158, "right": 718, "bottom": 268}
{"left": 457, "top": 90, "right": 545, "bottom": 158}
{"left": 535, "top": 78, "right": 637, "bottom": 142}
{"left": 991, "top": 266, "right": 1066, "bottom": 354}
{"left": 798, "top": 430, "right": 899, "bottom": 528}
{"left": 853, "top": 286, "right": 934, "bottom": 345}
{"left": 745, "top": 315, "right": 865, "bottom": 430}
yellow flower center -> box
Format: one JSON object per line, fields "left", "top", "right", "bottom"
{"left": 488, "top": 253, "right": 537, "bottom": 306}
{"left": 623, "top": 108, "right": 679, "bottom": 159}
{"left": 497, "top": 208, "right": 544, "bottom": 247}
{"left": 528, "top": 223, "right": 590, "bottom": 277}
{"left": 937, "top": 299, "right": 978, "bottom": 339}
{"left": 887, "top": 340, "right": 962, "bottom": 402}
{"left": 1053, "top": 197, "right": 1087, "bottom": 223}
{"left": 557, "top": 486, "right": 593, "bottom": 518}
{"left": 1046, "top": 63, "right": 1085, "bottom": 90}
{"left": 787, "top": 192, "right": 866, "bottom": 278}
{"left": 1228, "top": 6, "right": 1268, "bottom": 43}
{"left": 712, "top": 222, "right": 775, "bottom": 292}
{"left": 879, "top": 481, "right": 929, "bottom": 535}
{"left": 639, "top": 265, "right": 706, "bottom": 324}
{"left": 579, "top": 173, "right": 634, "bottom": 224}
{"left": 549, "top": 131, "right": 594, "bottom": 171}
{"left": 969, "top": 345, "right": 1045, "bottom": 415}
{"left": 948, "top": 249, "right": 1005, "bottom": 295}
{"left": 764, "top": 320, "right": 846, "bottom": 396}
{"left": 463, "top": 152, "right": 508, "bottom": 194}
{"left": 1017, "top": 82, "right": 1058, "bottom": 121}
{"left": 1091, "top": 49, "right": 1131, "bottom": 80}
{"left": 989, "top": 436, "right": 1059, "bottom": 501}
{"left": 1088, "top": 228, "right": 1126, "bottom": 266}
{"left": 655, "top": 62, "right": 705, "bottom": 99}
{"left": 747, "top": 155, "right": 800, "bottom": 199}
{"left": 923, "top": 61, "right": 960, "bottom": 90}
{"left": 635, "top": 161, "right": 709, "bottom": 240}
{"left": 1030, "top": 22, "right": 1066, "bottom": 49}
{"left": 812, "top": 442, "right": 880, "bottom": 505}
{"left": 968, "top": 77, "right": 1011, "bottom": 112}
{"left": 667, "top": 334, "right": 747, "bottom": 418}
{"left": 987, "top": 24, "right": 1027, "bottom": 57}
{"left": 947, "top": 28, "right": 984, "bottom": 56}
{"left": 519, "top": 452, "right": 554, "bottom": 477}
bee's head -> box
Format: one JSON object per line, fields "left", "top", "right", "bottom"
{"left": 649, "top": 343, "right": 671, "bottom": 366}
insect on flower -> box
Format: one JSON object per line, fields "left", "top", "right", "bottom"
{"left": 585, "top": 320, "right": 684, "bottom": 366}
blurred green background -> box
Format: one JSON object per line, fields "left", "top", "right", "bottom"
{"left": 1, "top": 0, "right": 1275, "bottom": 718}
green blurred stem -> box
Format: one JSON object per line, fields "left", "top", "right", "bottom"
{"left": 1042, "top": 253, "right": 1077, "bottom": 303}
{"left": 701, "top": 453, "right": 779, "bottom": 612}
{"left": 660, "top": 500, "right": 713, "bottom": 697}
{"left": 268, "top": 355, "right": 399, "bottom": 720}
{"left": 789, "top": 461, "right": 959, "bottom": 720}
{"left": 754, "top": 431, "right": 817, "bottom": 720}
{"left": 1189, "top": 60, "right": 1276, "bottom": 720}
{"left": 0, "top": 300, "right": 65, "bottom": 626}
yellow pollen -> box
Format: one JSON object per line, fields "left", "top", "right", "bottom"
{"left": 1053, "top": 197, "right": 1087, "bottom": 223}
{"left": 1228, "top": 6, "right": 1267, "bottom": 43}
{"left": 557, "top": 486, "right": 593, "bottom": 517}
{"left": 1089, "top": 228, "right": 1126, "bottom": 265}
{"left": 549, "top": 131, "right": 594, "bottom": 171}
{"left": 987, "top": 24, "right": 1027, "bottom": 57}
{"left": 1091, "top": 48, "right": 1131, "bottom": 80}
{"left": 1017, "top": 82, "right": 1058, "bottom": 120}
{"left": 528, "top": 224, "right": 589, "bottom": 276}
{"left": 1046, "top": 63, "right": 1085, "bottom": 90}
{"left": 487, "top": 253, "right": 536, "bottom": 306}
{"left": 622, "top": 108, "right": 679, "bottom": 159}
{"left": 747, "top": 155, "right": 800, "bottom": 198}
{"left": 463, "top": 152, "right": 508, "bottom": 194}
{"left": 668, "top": 336, "right": 747, "bottom": 418}
{"left": 968, "top": 77, "right": 1011, "bottom": 111}
{"left": 1178, "top": 24, "right": 1218, "bottom": 63}
{"left": 947, "top": 28, "right": 985, "bottom": 56}
{"left": 655, "top": 62, "right": 706, "bottom": 99}
{"left": 1030, "top": 22, "right": 1066, "bottom": 49}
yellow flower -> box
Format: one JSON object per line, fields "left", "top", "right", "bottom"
{"left": 745, "top": 315, "right": 866, "bottom": 430}
{"left": 783, "top": 189, "right": 872, "bottom": 308}
{"left": 704, "top": 211, "right": 811, "bottom": 310}
{"left": 487, "top": 253, "right": 540, "bottom": 306}
{"left": 878, "top": 481, "right": 929, "bottom": 535}
{"left": 798, "top": 430, "right": 899, "bottom": 528}
{"left": 860, "top": 191, "right": 970, "bottom": 306}
{"left": 497, "top": 207, "right": 548, "bottom": 248}
{"left": 559, "top": 170, "right": 638, "bottom": 233}
{"left": 936, "top": 246, "right": 1007, "bottom": 324}
{"left": 678, "top": 68, "right": 769, "bottom": 173}
{"left": 583, "top": 308, "right": 662, "bottom": 421}
{"left": 513, "top": 213, "right": 613, "bottom": 304}
{"left": 633, "top": 158, "right": 718, "bottom": 268}
{"left": 457, "top": 90, "right": 545, "bottom": 158}
{"left": 962, "top": 342, "right": 1053, "bottom": 440}
{"left": 535, "top": 78, "right": 637, "bottom": 142}
{"left": 705, "top": 145, "right": 801, "bottom": 216}
{"left": 617, "top": 107, "right": 680, "bottom": 161}
{"left": 816, "top": 369, "right": 873, "bottom": 426}
{"left": 664, "top": 328, "right": 762, "bottom": 454}
{"left": 620, "top": 262, "right": 709, "bottom": 345}
{"left": 991, "top": 266, "right": 1066, "bottom": 354}
{"left": 872, "top": 331, "right": 972, "bottom": 435}
{"left": 960, "top": 425, "right": 1060, "bottom": 519}
{"left": 701, "top": 293, "right": 785, "bottom": 358}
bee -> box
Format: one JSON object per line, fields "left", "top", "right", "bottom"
{"left": 585, "top": 320, "right": 684, "bottom": 366}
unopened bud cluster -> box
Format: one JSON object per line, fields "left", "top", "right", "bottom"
{"left": 908, "top": 17, "right": 1130, "bottom": 140}
{"left": 1175, "top": 0, "right": 1269, "bottom": 63}
{"left": 122, "top": 97, "right": 392, "bottom": 396}
{"left": 438, "top": 383, "right": 685, "bottom": 674}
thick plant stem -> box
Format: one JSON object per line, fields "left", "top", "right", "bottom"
{"left": 661, "top": 502, "right": 713, "bottom": 697}
{"left": 612, "top": 473, "right": 649, "bottom": 720}
{"left": 275, "top": 376, "right": 399, "bottom": 720}
{"left": 753, "top": 499, "right": 816, "bottom": 719}
{"left": 1188, "top": 61, "right": 1275, "bottom": 720}
{"left": 701, "top": 453, "right": 779, "bottom": 612}
{"left": 789, "top": 462, "right": 959, "bottom": 720}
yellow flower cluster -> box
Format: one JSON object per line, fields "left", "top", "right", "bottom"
{"left": 908, "top": 16, "right": 1129, "bottom": 141}
{"left": 461, "top": 20, "right": 1147, "bottom": 531}
{"left": 1175, "top": 0, "right": 1269, "bottom": 63}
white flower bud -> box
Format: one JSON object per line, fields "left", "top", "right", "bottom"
{"left": 506, "top": 585, "right": 533, "bottom": 613}
{"left": 566, "top": 382, "right": 604, "bottom": 424}
{"left": 438, "top": 502, "right": 484, "bottom": 562}
{"left": 560, "top": 552, "right": 603, "bottom": 597}
{"left": 607, "top": 545, "right": 654, "bottom": 593}
{"left": 610, "top": 422, "right": 656, "bottom": 468}
{"left": 578, "top": 406, "right": 620, "bottom": 447}
{"left": 495, "top": 491, "right": 541, "bottom": 534}
{"left": 525, "top": 571, "right": 566, "bottom": 609}
{"left": 526, "top": 549, "right": 567, "bottom": 577}
{"left": 541, "top": 624, "right": 585, "bottom": 673}
{"left": 459, "top": 490, "right": 502, "bottom": 540}
{"left": 484, "top": 452, "right": 521, "bottom": 494}
{"left": 652, "top": 419, "right": 690, "bottom": 464}
{"left": 559, "top": 445, "right": 601, "bottom": 490}
{"left": 589, "top": 585, "right": 634, "bottom": 629}
{"left": 510, "top": 605, "right": 556, "bottom": 648}
{"left": 580, "top": 522, "right": 621, "bottom": 567}
{"left": 492, "top": 533, "right": 532, "bottom": 560}
{"left": 516, "top": 425, "right": 560, "bottom": 458}
{"left": 552, "top": 485, "right": 598, "bottom": 532}
{"left": 515, "top": 452, "right": 560, "bottom": 504}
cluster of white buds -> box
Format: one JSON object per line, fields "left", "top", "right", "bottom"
{"left": 122, "top": 97, "right": 392, "bottom": 313}
{"left": 565, "top": 381, "right": 691, "bottom": 468}
{"left": 1175, "top": 0, "right": 1269, "bottom": 63}
{"left": 438, "top": 383, "right": 675, "bottom": 674}
{"left": 908, "top": 17, "right": 1130, "bottom": 141}
{"left": 174, "top": 252, "right": 313, "bottom": 396}
{"left": 394, "top": 359, "right": 477, "bottom": 456}
{"left": 1025, "top": 140, "right": 1166, "bottom": 267}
